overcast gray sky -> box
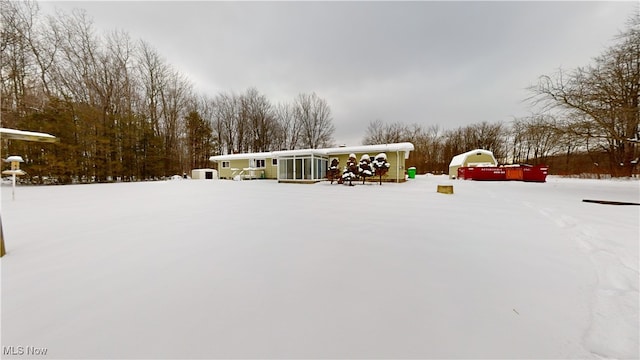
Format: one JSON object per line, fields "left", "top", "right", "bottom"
{"left": 42, "top": 1, "right": 637, "bottom": 146}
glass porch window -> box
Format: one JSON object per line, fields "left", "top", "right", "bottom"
{"left": 279, "top": 158, "right": 294, "bottom": 179}
{"left": 277, "top": 155, "right": 328, "bottom": 181}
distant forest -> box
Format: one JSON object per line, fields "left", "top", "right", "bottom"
{"left": 1, "top": 1, "right": 638, "bottom": 183}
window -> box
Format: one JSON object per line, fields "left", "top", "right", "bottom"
{"left": 295, "top": 158, "right": 303, "bottom": 179}
{"left": 304, "top": 158, "right": 312, "bottom": 179}
{"left": 222, "top": 161, "right": 230, "bottom": 168}
{"left": 272, "top": 158, "right": 278, "bottom": 166}
{"left": 279, "top": 158, "right": 294, "bottom": 179}
{"left": 253, "top": 159, "right": 266, "bottom": 168}
{"left": 316, "top": 158, "right": 327, "bottom": 179}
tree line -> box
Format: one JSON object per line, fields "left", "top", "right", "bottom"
{"left": 365, "top": 13, "right": 639, "bottom": 177}
{"left": 1, "top": 1, "right": 334, "bottom": 183}
{"left": 2, "top": 1, "right": 638, "bottom": 182}
{"left": 363, "top": 117, "right": 589, "bottom": 175}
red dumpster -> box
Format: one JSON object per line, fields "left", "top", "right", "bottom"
{"left": 458, "top": 166, "right": 506, "bottom": 180}
{"left": 505, "top": 167, "right": 524, "bottom": 180}
{"left": 457, "top": 167, "right": 468, "bottom": 179}
{"left": 522, "top": 165, "right": 548, "bottom": 182}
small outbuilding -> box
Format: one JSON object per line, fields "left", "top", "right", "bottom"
{"left": 448, "top": 149, "right": 498, "bottom": 179}
{"left": 191, "top": 168, "right": 218, "bottom": 180}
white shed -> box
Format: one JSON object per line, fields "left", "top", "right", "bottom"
{"left": 191, "top": 168, "right": 218, "bottom": 180}
{"left": 448, "top": 149, "right": 498, "bottom": 179}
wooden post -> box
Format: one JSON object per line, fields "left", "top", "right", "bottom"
{"left": 1, "top": 215, "right": 6, "bottom": 257}
{"left": 437, "top": 185, "right": 454, "bottom": 194}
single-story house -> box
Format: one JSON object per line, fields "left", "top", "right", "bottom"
{"left": 209, "top": 142, "right": 414, "bottom": 183}
{"left": 191, "top": 168, "right": 218, "bottom": 180}
{"left": 448, "top": 149, "right": 498, "bottom": 179}
{"left": 208, "top": 152, "right": 278, "bottom": 180}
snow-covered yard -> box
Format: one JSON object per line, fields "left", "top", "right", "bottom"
{"left": 1, "top": 175, "right": 638, "bottom": 359}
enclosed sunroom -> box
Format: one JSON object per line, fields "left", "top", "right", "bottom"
{"left": 273, "top": 149, "right": 328, "bottom": 183}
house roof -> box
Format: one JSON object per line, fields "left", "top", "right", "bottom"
{"left": 209, "top": 152, "right": 272, "bottom": 161}
{"left": 271, "top": 149, "right": 328, "bottom": 157}
{"left": 449, "top": 149, "right": 497, "bottom": 167}
{"left": 0, "top": 128, "right": 58, "bottom": 143}
{"left": 324, "top": 142, "right": 414, "bottom": 158}
{"left": 209, "top": 143, "right": 415, "bottom": 162}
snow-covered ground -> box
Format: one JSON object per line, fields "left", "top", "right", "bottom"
{"left": 1, "top": 175, "right": 638, "bottom": 359}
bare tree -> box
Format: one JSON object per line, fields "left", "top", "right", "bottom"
{"left": 363, "top": 120, "right": 408, "bottom": 145}
{"left": 530, "top": 14, "right": 640, "bottom": 176}
{"left": 197, "top": 95, "right": 221, "bottom": 156}
{"left": 362, "top": 119, "right": 386, "bottom": 145}
{"left": 104, "top": 30, "right": 139, "bottom": 180}
{"left": 510, "top": 114, "right": 562, "bottom": 164}
{"left": 159, "top": 68, "right": 192, "bottom": 174}
{"left": 1, "top": 0, "right": 39, "bottom": 119}
{"left": 213, "top": 92, "right": 240, "bottom": 154}
{"left": 242, "top": 87, "right": 277, "bottom": 152}
{"left": 274, "top": 101, "right": 300, "bottom": 150}
{"left": 135, "top": 40, "right": 169, "bottom": 178}
{"left": 294, "top": 92, "right": 334, "bottom": 148}
{"left": 468, "top": 121, "right": 508, "bottom": 162}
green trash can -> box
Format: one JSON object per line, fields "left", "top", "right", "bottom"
{"left": 407, "top": 167, "right": 416, "bottom": 179}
